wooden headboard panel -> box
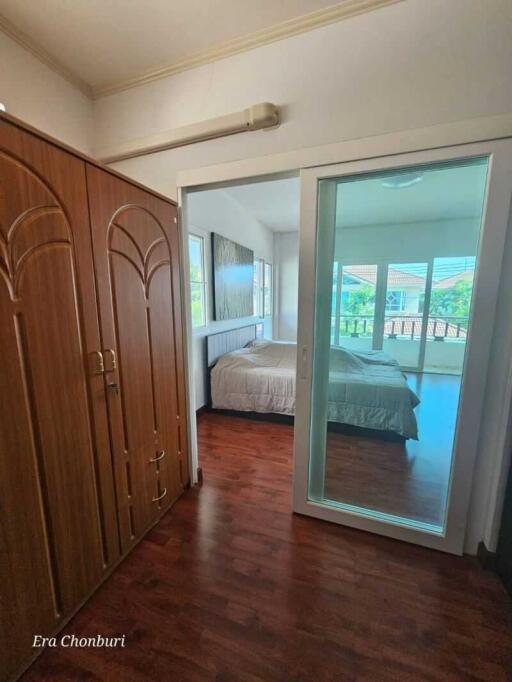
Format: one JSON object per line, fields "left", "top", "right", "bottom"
{"left": 206, "top": 324, "right": 262, "bottom": 368}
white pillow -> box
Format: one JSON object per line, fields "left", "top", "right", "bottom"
{"left": 245, "top": 338, "right": 270, "bottom": 349}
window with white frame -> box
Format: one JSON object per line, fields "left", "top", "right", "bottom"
{"left": 253, "top": 259, "right": 272, "bottom": 318}
{"left": 189, "top": 234, "right": 206, "bottom": 327}
{"left": 264, "top": 262, "right": 273, "bottom": 317}
{"left": 253, "top": 258, "right": 263, "bottom": 317}
{"left": 385, "top": 290, "right": 406, "bottom": 312}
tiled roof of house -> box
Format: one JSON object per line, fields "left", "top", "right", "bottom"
{"left": 343, "top": 265, "right": 426, "bottom": 287}
{"left": 433, "top": 270, "right": 474, "bottom": 289}
{"left": 344, "top": 265, "right": 475, "bottom": 290}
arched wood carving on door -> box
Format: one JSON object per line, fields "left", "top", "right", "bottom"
{"left": 0, "top": 151, "right": 106, "bottom": 671}
{"left": 0, "top": 153, "right": 71, "bottom": 296}
{"left": 106, "top": 204, "right": 185, "bottom": 544}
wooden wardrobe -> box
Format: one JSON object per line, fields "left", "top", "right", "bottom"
{"left": 0, "top": 113, "right": 189, "bottom": 681}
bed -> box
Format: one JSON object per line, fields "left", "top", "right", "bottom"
{"left": 206, "top": 325, "right": 420, "bottom": 439}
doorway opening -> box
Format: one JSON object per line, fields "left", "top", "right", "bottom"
{"left": 182, "top": 139, "right": 512, "bottom": 556}
{"left": 185, "top": 175, "right": 300, "bottom": 435}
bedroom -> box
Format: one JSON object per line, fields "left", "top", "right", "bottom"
{"left": 187, "top": 159, "right": 488, "bottom": 534}
{"left": 2, "top": 1, "right": 512, "bottom": 679}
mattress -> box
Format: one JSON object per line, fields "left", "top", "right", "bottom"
{"left": 210, "top": 341, "right": 420, "bottom": 439}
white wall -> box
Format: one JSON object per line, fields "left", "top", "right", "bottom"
{"left": 274, "top": 231, "right": 299, "bottom": 341}
{"left": 188, "top": 188, "right": 274, "bottom": 408}
{"left": 0, "top": 32, "right": 93, "bottom": 152}
{"left": 99, "top": 0, "right": 512, "bottom": 198}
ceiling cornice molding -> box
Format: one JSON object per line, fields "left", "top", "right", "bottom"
{"left": 0, "top": 0, "right": 403, "bottom": 101}
{"left": 0, "top": 13, "right": 92, "bottom": 97}
{"left": 92, "top": 0, "right": 404, "bottom": 99}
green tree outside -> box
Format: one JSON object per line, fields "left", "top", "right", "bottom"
{"left": 342, "top": 285, "right": 375, "bottom": 315}
{"left": 429, "top": 281, "right": 472, "bottom": 325}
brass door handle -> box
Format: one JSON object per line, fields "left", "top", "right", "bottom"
{"left": 107, "top": 382, "right": 120, "bottom": 395}
{"left": 104, "top": 348, "right": 117, "bottom": 371}
{"left": 152, "top": 488, "right": 167, "bottom": 502}
{"left": 91, "top": 351, "right": 104, "bottom": 375}
{"left": 149, "top": 450, "right": 166, "bottom": 463}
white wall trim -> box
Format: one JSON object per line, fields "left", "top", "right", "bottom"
{"left": 0, "top": 0, "right": 402, "bottom": 101}
{"left": 177, "top": 113, "right": 512, "bottom": 190}
{"left": 0, "top": 14, "right": 92, "bottom": 97}
{"left": 93, "top": 0, "right": 403, "bottom": 98}
{"left": 177, "top": 188, "right": 199, "bottom": 486}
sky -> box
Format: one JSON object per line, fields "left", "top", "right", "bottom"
{"left": 395, "top": 257, "right": 476, "bottom": 281}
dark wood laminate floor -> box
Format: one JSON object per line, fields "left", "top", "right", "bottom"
{"left": 22, "top": 412, "right": 512, "bottom": 681}
{"left": 325, "top": 373, "right": 460, "bottom": 527}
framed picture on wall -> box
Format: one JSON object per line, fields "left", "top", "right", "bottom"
{"left": 212, "top": 233, "right": 254, "bottom": 320}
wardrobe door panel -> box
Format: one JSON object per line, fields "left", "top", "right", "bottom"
{"left": 86, "top": 165, "right": 188, "bottom": 551}
{"left": 109, "top": 248, "right": 158, "bottom": 532}
{"left": 17, "top": 245, "right": 103, "bottom": 598}
{"left": 0, "top": 282, "right": 56, "bottom": 681}
{"left": 148, "top": 264, "right": 185, "bottom": 505}
{"left": 165, "top": 213, "right": 190, "bottom": 492}
{"left": 0, "top": 120, "right": 119, "bottom": 680}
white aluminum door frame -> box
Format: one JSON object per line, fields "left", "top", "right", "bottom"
{"left": 293, "top": 139, "right": 512, "bottom": 555}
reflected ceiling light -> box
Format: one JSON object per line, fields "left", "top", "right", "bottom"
{"left": 382, "top": 172, "right": 423, "bottom": 189}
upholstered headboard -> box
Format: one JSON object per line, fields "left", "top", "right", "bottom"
{"left": 206, "top": 323, "right": 263, "bottom": 369}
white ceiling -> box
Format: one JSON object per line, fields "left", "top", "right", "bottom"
{"left": 336, "top": 162, "right": 489, "bottom": 228}
{"left": 218, "top": 161, "right": 488, "bottom": 233}
{"left": 0, "top": 0, "right": 337, "bottom": 92}
{"left": 223, "top": 177, "right": 300, "bottom": 232}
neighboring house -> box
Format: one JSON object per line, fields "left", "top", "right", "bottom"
{"left": 342, "top": 264, "right": 426, "bottom": 314}
{"left": 434, "top": 269, "right": 474, "bottom": 289}
{"left": 338, "top": 265, "right": 473, "bottom": 340}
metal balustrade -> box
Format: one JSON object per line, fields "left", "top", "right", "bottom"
{"left": 331, "top": 314, "right": 469, "bottom": 341}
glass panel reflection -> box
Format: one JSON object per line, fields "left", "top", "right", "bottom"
{"left": 309, "top": 158, "right": 489, "bottom": 532}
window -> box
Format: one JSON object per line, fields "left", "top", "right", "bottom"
{"left": 189, "top": 234, "right": 206, "bottom": 327}
{"left": 385, "top": 290, "right": 406, "bottom": 312}
{"left": 264, "top": 262, "right": 273, "bottom": 317}
{"left": 253, "top": 258, "right": 263, "bottom": 317}
{"left": 253, "top": 259, "right": 272, "bottom": 318}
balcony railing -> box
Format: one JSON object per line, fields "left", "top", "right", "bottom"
{"left": 333, "top": 314, "right": 374, "bottom": 338}
{"left": 331, "top": 314, "right": 469, "bottom": 341}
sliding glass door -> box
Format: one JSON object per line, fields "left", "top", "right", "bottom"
{"left": 294, "top": 140, "right": 512, "bottom": 554}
